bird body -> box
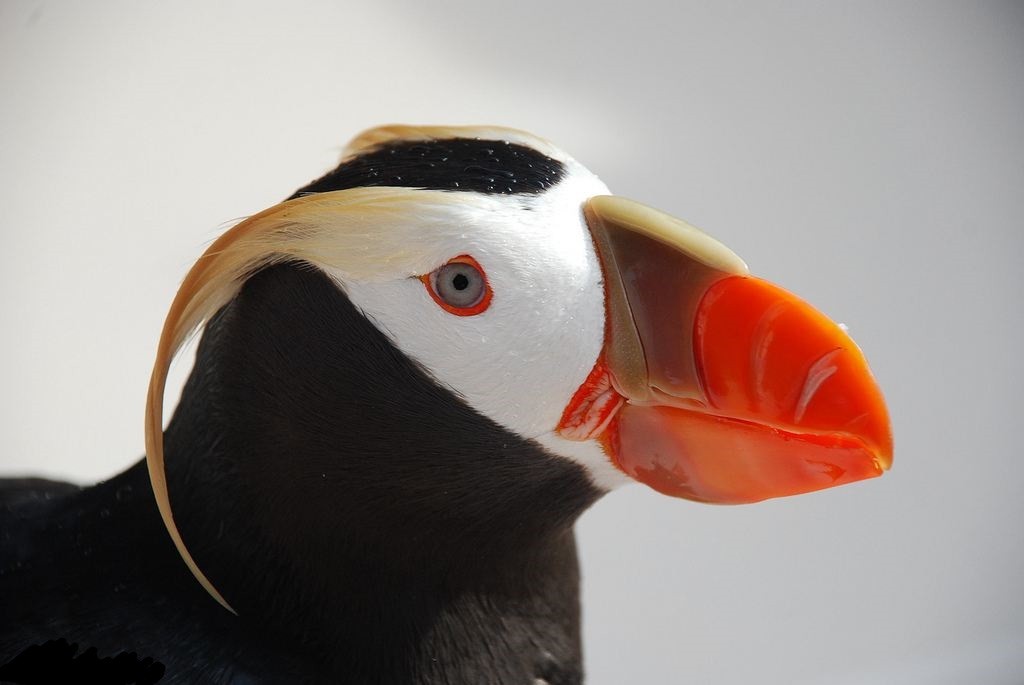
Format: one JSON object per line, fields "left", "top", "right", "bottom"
{"left": 1, "top": 125, "right": 892, "bottom": 683}
{"left": 4, "top": 262, "right": 594, "bottom": 682}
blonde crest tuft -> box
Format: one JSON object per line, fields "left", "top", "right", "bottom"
{"left": 144, "top": 186, "right": 485, "bottom": 612}
{"left": 342, "top": 124, "right": 565, "bottom": 163}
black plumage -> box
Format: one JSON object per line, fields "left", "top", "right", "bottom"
{"left": 1, "top": 262, "right": 600, "bottom": 683}
{"left": 290, "top": 138, "right": 566, "bottom": 198}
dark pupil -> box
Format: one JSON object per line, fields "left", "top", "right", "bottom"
{"left": 452, "top": 273, "right": 470, "bottom": 291}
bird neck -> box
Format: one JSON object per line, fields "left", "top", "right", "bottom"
{"left": 156, "top": 263, "right": 599, "bottom": 680}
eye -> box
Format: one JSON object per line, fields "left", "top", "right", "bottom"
{"left": 422, "top": 255, "right": 493, "bottom": 316}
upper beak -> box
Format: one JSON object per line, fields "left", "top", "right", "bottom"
{"left": 558, "top": 196, "right": 892, "bottom": 504}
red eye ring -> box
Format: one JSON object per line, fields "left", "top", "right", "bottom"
{"left": 421, "top": 255, "right": 493, "bottom": 317}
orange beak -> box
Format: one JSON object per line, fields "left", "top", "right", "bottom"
{"left": 558, "top": 196, "right": 892, "bottom": 504}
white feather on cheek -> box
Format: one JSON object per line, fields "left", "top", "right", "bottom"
{"left": 338, "top": 168, "right": 623, "bottom": 488}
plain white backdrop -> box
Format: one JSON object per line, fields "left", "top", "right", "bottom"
{"left": 2, "top": 1, "right": 1022, "bottom": 682}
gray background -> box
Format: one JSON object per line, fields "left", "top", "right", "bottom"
{"left": 2, "top": 1, "right": 1022, "bottom": 682}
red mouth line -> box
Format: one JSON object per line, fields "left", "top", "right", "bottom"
{"left": 558, "top": 357, "right": 876, "bottom": 451}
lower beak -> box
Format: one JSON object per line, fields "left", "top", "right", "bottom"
{"left": 559, "top": 196, "right": 892, "bottom": 504}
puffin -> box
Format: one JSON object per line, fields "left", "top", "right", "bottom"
{"left": 0, "top": 125, "right": 892, "bottom": 684}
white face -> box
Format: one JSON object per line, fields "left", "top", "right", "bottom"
{"left": 336, "top": 165, "right": 629, "bottom": 491}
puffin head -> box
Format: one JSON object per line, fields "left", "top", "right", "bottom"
{"left": 146, "top": 125, "right": 892, "bottom": 613}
